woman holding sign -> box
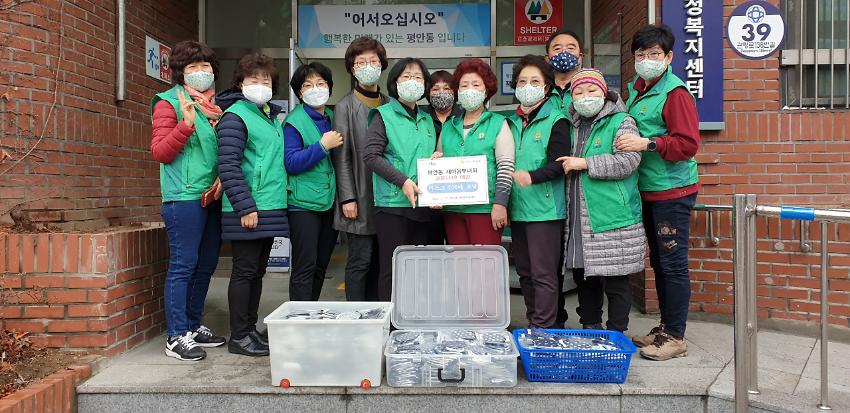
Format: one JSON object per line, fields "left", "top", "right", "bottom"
{"left": 363, "top": 58, "right": 438, "bottom": 301}
{"left": 506, "top": 55, "right": 571, "bottom": 329}
{"left": 432, "top": 59, "right": 514, "bottom": 245}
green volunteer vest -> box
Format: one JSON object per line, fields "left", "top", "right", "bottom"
{"left": 151, "top": 85, "right": 218, "bottom": 202}
{"left": 550, "top": 86, "right": 573, "bottom": 117}
{"left": 284, "top": 104, "right": 336, "bottom": 211}
{"left": 220, "top": 99, "right": 288, "bottom": 213}
{"left": 368, "top": 98, "right": 437, "bottom": 207}
{"left": 506, "top": 99, "right": 567, "bottom": 222}
{"left": 440, "top": 111, "right": 505, "bottom": 214}
{"left": 576, "top": 112, "right": 642, "bottom": 233}
{"left": 626, "top": 67, "right": 699, "bottom": 192}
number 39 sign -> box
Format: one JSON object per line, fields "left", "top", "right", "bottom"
{"left": 727, "top": 1, "right": 786, "bottom": 59}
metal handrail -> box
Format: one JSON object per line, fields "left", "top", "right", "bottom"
{"left": 723, "top": 195, "right": 838, "bottom": 412}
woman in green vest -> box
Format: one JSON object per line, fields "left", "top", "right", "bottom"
{"left": 506, "top": 55, "right": 571, "bottom": 329}
{"left": 363, "top": 58, "right": 438, "bottom": 301}
{"left": 284, "top": 62, "right": 342, "bottom": 302}
{"left": 150, "top": 40, "right": 226, "bottom": 361}
{"left": 616, "top": 25, "right": 701, "bottom": 361}
{"left": 216, "top": 53, "right": 289, "bottom": 357}
{"left": 556, "top": 68, "right": 646, "bottom": 333}
{"left": 432, "top": 59, "right": 514, "bottom": 245}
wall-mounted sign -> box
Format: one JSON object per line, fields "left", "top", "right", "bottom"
{"left": 145, "top": 36, "right": 171, "bottom": 83}
{"left": 663, "top": 0, "right": 724, "bottom": 129}
{"left": 727, "top": 1, "right": 786, "bottom": 59}
{"left": 514, "top": 0, "right": 563, "bottom": 45}
{"left": 298, "top": 4, "right": 490, "bottom": 48}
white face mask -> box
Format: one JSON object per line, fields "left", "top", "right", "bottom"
{"left": 515, "top": 84, "right": 546, "bottom": 107}
{"left": 354, "top": 65, "right": 382, "bottom": 86}
{"left": 635, "top": 59, "right": 668, "bottom": 81}
{"left": 397, "top": 79, "right": 425, "bottom": 103}
{"left": 458, "top": 89, "right": 486, "bottom": 111}
{"left": 573, "top": 96, "right": 606, "bottom": 118}
{"left": 242, "top": 84, "right": 273, "bottom": 106}
{"left": 184, "top": 71, "right": 215, "bottom": 92}
{"left": 301, "top": 87, "right": 330, "bottom": 108}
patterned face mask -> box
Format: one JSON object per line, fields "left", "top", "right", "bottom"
{"left": 515, "top": 84, "right": 546, "bottom": 107}
{"left": 397, "top": 79, "right": 425, "bottom": 103}
{"left": 573, "top": 96, "right": 605, "bottom": 118}
{"left": 549, "top": 51, "right": 580, "bottom": 74}
{"left": 429, "top": 91, "right": 454, "bottom": 111}
{"left": 457, "top": 89, "right": 485, "bottom": 111}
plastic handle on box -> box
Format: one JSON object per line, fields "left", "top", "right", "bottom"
{"left": 436, "top": 368, "right": 466, "bottom": 383}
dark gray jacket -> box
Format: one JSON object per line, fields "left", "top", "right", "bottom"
{"left": 331, "top": 91, "right": 388, "bottom": 235}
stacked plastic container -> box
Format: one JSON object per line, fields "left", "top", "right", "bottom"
{"left": 384, "top": 245, "right": 519, "bottom": 387}
{"left": 264, "top": 301, "right": 393, "bottom": 387}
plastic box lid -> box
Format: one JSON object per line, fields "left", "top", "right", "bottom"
{"left": 391, "top": 245, "right": 510, "bottom": 330}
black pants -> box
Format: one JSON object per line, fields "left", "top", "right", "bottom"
{"left": 344, "top": 233, "right": 380, "bottom": 301}
{"left": 289, "top": 209, "right": 338, "bottom": 301}
{"left": 375, "top": 212, "right": 431, "bottom": 301}
{"left": 573, "top": 268, "right": 632, "bottom": 332}
{"left": 511, "top": 220, "right": 564, "bottom": 329}
{"left": 229, "top": 238, "right": 274, "bottom": 339}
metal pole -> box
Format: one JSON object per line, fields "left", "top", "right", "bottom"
{"left": 818, "top": 221, "right": 832, "bottom": 410}
{"left": 115, "top": 0, "right": 126, "bottom": 102}
{"left": 648, "top": 0, "right": 656, "bottom": 24}
{"left": 732, "top": 194, "right": 751, "bottom": 413}
{"left": 802, "top": 221, "right": 813, "bottom": 252}
{"left": 815, "top": 0, "right": 820, "bottom": 108}
{"left": 746, "top": 194, "right": 759, "bottom": 394}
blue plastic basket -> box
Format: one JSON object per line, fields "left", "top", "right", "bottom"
{"left": 512, "top": 329, "right": 637, "bottom": 383}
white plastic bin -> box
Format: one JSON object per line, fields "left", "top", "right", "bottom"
{"left": 384, "top": 245, "right": 519, "bottom": 387}
{"left": 264, "top": 301, "right": 393, "bottom": 387}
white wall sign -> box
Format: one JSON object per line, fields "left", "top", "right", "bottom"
{"left": 500, "top": 62, "right": 515, "bottom": 96}
{"left": 145, "top": 36, "right": 172, "bottom": 83}
{"left": 726, "top": 1, "right": 785, "bottom": 59}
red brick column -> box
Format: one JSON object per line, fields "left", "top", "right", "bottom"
{"left": 1, "top": 225, "right": 169, "bottom": 356}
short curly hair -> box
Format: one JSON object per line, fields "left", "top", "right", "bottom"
{"left": 510, "top": 54, "right": 555, "bottom": 93}
{"left": 230, "top": 53, "right": 280, "bottom": 95}
{"left": 170, "top": 40, "right": 219, "bottom": 86}
{"left": 451, "top": 59, "right": 498, "bottom": 102}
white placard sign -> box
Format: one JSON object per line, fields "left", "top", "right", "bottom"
{"left": 726, "top": 1, "right": 785, "bottom": 59}
{"left": 417, "top": 156, "right": 489, "bottom": 207}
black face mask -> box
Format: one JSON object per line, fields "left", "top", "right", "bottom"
{"left": 430, "top": 91, "right": 454, "bottom": 111}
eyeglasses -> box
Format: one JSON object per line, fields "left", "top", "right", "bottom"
{"left": 515, "top": 78, "right": 544, "bottom": 87}
{"left": 301, "top": 81, "right": 329, "bottom": 91}
{"left": 634, "top": 51, "right": 665, "bottom": 61}
{"left": 354, "top": 59, "right": 381, "bottom": 69}
{"left": 399, "top": 73, "right": 424, "bottom": 82}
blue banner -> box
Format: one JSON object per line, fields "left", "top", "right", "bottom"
{"left": 662, "top": 0, "right": 724, "bottom": 129}
{"left": 298, "top": 4, "right": 491, "bottom": 49}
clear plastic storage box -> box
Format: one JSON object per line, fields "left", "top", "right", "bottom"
{"left": 263, "top": 301, "right": 393, "bottom": 387}
{"left": 384, "top": 245, "right": 519, "bottom": 387}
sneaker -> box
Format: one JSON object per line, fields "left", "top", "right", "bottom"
{"left": 632, "top": 324, "right": 664, "bottom": 348}
{"left": 582, "top": 323, "right": 604, "bottom": 330}
{"left": 165, "top": 332, "right": 206, "bottom": 361}
{"left": 639, "top": 332, "right": 688, "bottom": 361}
{"left": 192, "top": 325, "right": 226, "bottom": 348}
{"left": 228, "top": 334, "right": 269, "bottom": 357}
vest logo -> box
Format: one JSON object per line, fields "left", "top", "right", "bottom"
{"left": 593, "top": 137, "right": 602, "bottom": 149}
{"left": 534, "top": 131, "right": 542, "bottom": 141}
{"left": 478, "top": 132, "right": 485, "bottom": 140}
{"left": 640, "top": 105, "right": 648, "bottom": 114}
{"left": 525, "top": 0, "right": 554, "bottom": 24}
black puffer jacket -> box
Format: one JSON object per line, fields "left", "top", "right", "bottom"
{"left": 216, "top": 89, "right": 289, "bottom": 241}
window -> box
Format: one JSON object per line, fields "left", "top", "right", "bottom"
{"left": 780, "top": 0, "right": 850, "bottom": 109}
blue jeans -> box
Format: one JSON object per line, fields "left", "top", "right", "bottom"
{"left": 162, "top": 200, "right": 222, "bottom": 337}
{"left": 642, "top": 193, "right": 697, "bottom": 338}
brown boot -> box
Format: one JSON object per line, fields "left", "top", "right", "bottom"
{"left": 631, "top": 324, "right": 663, "bottom": 348}
{"left": 639, "top": 332, "right": 688, "bottom": 361}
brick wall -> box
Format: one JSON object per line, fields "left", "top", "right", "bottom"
{"left": 0, "top": 226, "right": 168, "bottom": 356}
{"left": 0, "top": 0, "right": 198, "bottom": 230}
